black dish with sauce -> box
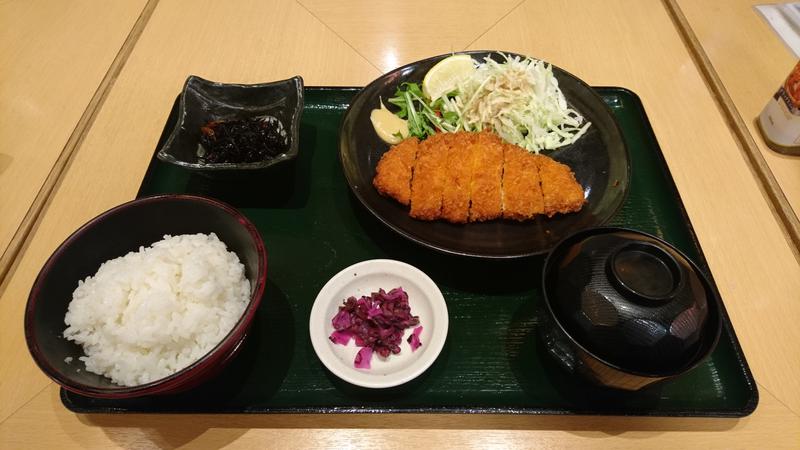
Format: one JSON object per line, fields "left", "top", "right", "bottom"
{"left": 157, "top": 75, "right": 303, "bottom": 178}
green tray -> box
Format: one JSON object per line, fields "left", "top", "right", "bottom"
{"left": 62, "top": 87, "right": 757, "bottom": 416}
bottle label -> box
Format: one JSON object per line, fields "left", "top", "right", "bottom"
{"left": 776, "top": 63, "right": 800, "bottom": 116}
{"left": 759, "top": 61, "right": 800, "bottom": 152}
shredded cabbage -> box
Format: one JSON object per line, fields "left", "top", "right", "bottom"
{"left": 440, "top": 54, "right": 591, "bottom": 153}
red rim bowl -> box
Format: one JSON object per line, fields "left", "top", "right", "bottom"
{"left": 24, "top": 194, "right": 267, "bottom": 399}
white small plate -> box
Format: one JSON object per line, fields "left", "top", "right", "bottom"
{"left": 309, "top": 259, "right": 448, "bottom": 388}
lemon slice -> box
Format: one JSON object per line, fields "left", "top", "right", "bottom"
{"left": 422, "top": 54, "right": 476, "bottom": 101}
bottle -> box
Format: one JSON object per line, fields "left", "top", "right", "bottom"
{"left": 758, "top": 61, "right": 800, "bottom": 155}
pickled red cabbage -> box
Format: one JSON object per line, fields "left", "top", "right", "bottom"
{"left": 329, "top": 287, "right": 420, "bottom": 368}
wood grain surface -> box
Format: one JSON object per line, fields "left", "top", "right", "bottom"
{"left": 1, "top": 0, "right": 798, "bottom": 447}
{"left": 0, "top": 0, "right": 148, "bottom": 279}
{"left": 0, "top": 383, "right": 798, "bottom": 449}
{"left": 678, "top": 0, "right": 800, "bottom": 224}
{"left": 669, "top": 0, "right": 800, "bottom": 263}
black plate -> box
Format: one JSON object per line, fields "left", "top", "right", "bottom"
{"left": 339, "top": 51, "right": 630, "bottom": 258}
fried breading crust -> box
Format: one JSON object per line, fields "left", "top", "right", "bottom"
{"left": 372, "top": 137, "right": 419, "bottom": 206}
{"left": 468, "top": 131, "right": 504, "bottom": 222}
{"left": 409, "top": 133, "right": 451, "bottom": 220}
{"left": 441, "top": 133, "right": 476, "bottom": 223}
{"left": 372, "top": 131, "right": 584, "bottom": 223}
{"left": 502, "top": 144, "right": 544, "bottom": 221}
{"left": 535, "top": 155, "right": 585, "bottom": 216}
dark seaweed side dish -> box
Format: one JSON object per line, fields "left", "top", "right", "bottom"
{"left": 198, "top": 115, "right": 288, "bottom": 164}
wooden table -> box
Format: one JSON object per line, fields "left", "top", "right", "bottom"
{"left": 1, "top": 0, "right": 799, "bottom": 447}
{"left": 676, "top": 0, "right": 800, "bottom": 259}
{"left": 0, "top": 0, "right": 148, "bottom": 278}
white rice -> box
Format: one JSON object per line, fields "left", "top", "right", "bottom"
{"left": 63, "top": 233, "right": 250, "bottom": 387}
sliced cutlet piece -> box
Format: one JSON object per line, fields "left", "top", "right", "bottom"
{"left": 441, "top": 132, "right": 476, "bottom": 223}
{"left": 372, "top": 137, "right": 419, "bottom": 206}
{"left": 409, "top": 133, "right": 450, "bottom": 220}
{"left": 468, "top": 131, "right": 504, "bottom": 222}
{"left": 535, "top": 155, "right": 585, "bottom": 217}
{"left": 502, "top": 144, "right": 545, "bottom": 221}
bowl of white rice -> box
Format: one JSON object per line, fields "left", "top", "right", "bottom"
{"left": 25, "top": 194, "right": 267, "bottom": 398}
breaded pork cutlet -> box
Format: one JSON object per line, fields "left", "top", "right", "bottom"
{"left": 535, "top": 155, "right": 585, "bottom": 216}
{"left": 441, "top": 133, "right": 476, "bottom": 223}
{"left": 409, "top": 133, "right": 451, "bottom": 220}
{"left": 373, "top": 131, "right": 584, "bottom": 223}
{"left": 372, "top": 137, "right": 419, "bottom": 206}
{"left": 468, "top": 131, "right": 504, "bottom": 222}
{"left": 502, "top": 144, "right": 544, "bottom": 221}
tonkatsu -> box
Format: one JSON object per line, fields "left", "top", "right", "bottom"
{"left": 468, "top": 131, "right": 505, "bottom": 222}
{"left": 372, "top": 131, "right": 585, "bottom": 223}
{"left": 409, "top": 133, "right": 451, "bottom": 220}
{"left": 441, "top": 133, "right": 474, "bottom": 223}
{"left": 502, "top": 144, "right": 545, "bottom": 220}
{"left": 535, "top": 154, "right": 585, "bottom": 217}
{"left": 372, "top": 137, "right": 418, "bottom": 206}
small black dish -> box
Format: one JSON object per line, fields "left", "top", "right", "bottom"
{"left": 157, "top": 75, "right": 304, "bottom": 179}
{"left": 541, "top": 227, "right": 722, "bottom": 390}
